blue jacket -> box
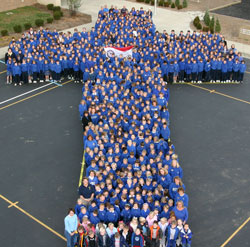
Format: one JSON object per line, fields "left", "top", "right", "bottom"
{"left": 222, "top": 62, "right": 228, "bottom": 73}
{"left": 180, "top": 228, "right": 192, "bottom": 245}
{"left": 21, "top": 63, "right": 29, "bottom": 72}
{"left": 98, "top": 209, "right": 106, "bottom": 222}
{"left": 185, "top": 63, "right": 192, "bottom": 74}
{"left": 54, "top": 63, "right": 62, "bottom": 73}
{"left": 240, "top": 63, "right": 246, "bottom": 73}
{"left": 105, "top": 210, "right": 118, "bottom": 223}
{"left": 167, "top": 225, "right": 179, "bottom": 242}
{"left": 205, "top": 62, "right": 211, "bottom": 72}
{"left": 131, "top": 233, "right": 144, "bottom": 247}
{"left": 191, "top": 63, "right": 198, "bottom": 73}
{"left": 89, "top": 213, "right": 100, "bottom": 225}
{"left": 233, "top": 62, "right": 240, "bottom": 72}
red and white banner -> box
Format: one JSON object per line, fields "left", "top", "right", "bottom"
{"left": 104, "top": 46, "right": 133, "bottom": 58}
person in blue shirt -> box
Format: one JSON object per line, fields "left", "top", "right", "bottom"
{"left": 73, "top": 60, "right": 80, "bottom": 83}
{"left": 166, "top": 221, "right": 179, "bottom": 247}
{"left": 180, "top": 223, "right": 192, "bottom": 247}
{"left": 174, "top": 187, "right": 189, "bottom": 208}
{"left": 55, "top": 60, "right": 62, "bottom": 82}
{"left": 239, "top": 60, "right": 246, "bottom": 83}
{"left": 105, "top": 205, "right": 119, "bottom": 224}
{"left": 168, "top": 61, "right": 174, "bottom": 84}
{"left": 98, "top": 203, "right": 107, "bottom": 223}
{"left": 185, "top": 60, "right": 192, "bottom": 82}
{"left": 12, "top": 62, "right": 21, "bottom": 86}
{"left": 37, "top": 56, "right": 45, "bottom": 82}
{"left": 211, "top": 57, "right": 218, "bottom": 82}
{"left": 178, "top": 58, "right": 185, "bottom": 83}
{"left": 191, "top": 60, "right": 198, "bottom": 83}
{"left": 232, "top": 59, "right": 240, "bottom": 82}
{"left": 204, "top": 59, "right": 211, "bottom": 82}
{"left": 227, "top": 57, "right": 233, "bottom": 82}
{"left": 131, "top": 228, "right": 144, "bottom": 247}
{"left": 216, "top": 57, "right": 222, "bottom": 82}
{"left": 172, "top": 201, "right": 188, "bottom": 223}
{"left": 173, "top": 60, "right": 179, "bottom": 83}
{"left": 121, "top": 204, "right": 131, "bottom": 224}
{"left": 6, "top": 58, "right": 13, "bottom": 84}
{"left": 221, "top": 59, "right": 228, "bottom": 83}
{"left": 21, "top": 59, "right": 29, "bottom": 84}
{"left": 89, "top": 209, "right": 100, "bottom": 226}
{"left": 64, "top": 208, "right": 78, "bottom": 247}
{"left": 197, "top": 59, "right": 204, "bottom": 83}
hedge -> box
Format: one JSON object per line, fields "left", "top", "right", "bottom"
{"left": 1, "top": 30, "right": 8, "bottom": 36}
{"left": 35, "top": 19, "right": 44, "bottom": 27}
{"left": 13, "top": 25, "right": 22, "bottom": 33}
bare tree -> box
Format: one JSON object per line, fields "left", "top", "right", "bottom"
{"left": 67, "top": 0, "right": 83, "bottom": 16}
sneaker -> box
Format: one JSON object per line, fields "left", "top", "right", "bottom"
{"left": 14, "top": 83, "right": 17, "bottom": 86}
{"left": 40, "top": 80, "right": 44, "bottom": 82}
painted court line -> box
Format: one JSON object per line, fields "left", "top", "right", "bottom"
{"left": 221, "top": 216, "right": 250, "bottom": 247}
{"left": 0, "top": 70, "right": 6, "bottom": 74}
{"left": 0, "top": 80, "right": 72, "bottom": 111}
{"left": 0, "top": 194, "right": 66, "bottom": 241}
{"left": 0, "top": 82, "right": 54, "bottom": 105}
{"left": 78, "top": 151, "right": 85, "bottom": 187}
{"left": 187, "top": 83, "right": 250, "bottom": 105}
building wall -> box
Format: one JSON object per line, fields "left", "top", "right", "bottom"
{"left": 37, "top": 0, "right": 61, "bottom": 6}
{"left": 0, "top": 0, "right": 62, "bottom": 12}
{"left": 0, "top": 0, "right": 37, "bottom": 12}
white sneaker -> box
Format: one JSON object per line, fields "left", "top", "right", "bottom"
{"left": 40, "top": 80, "right": 44, "bottom": 82}
{"left": 33, "top": 81, "right": 37, "bottom": 83}
{"left": 14, "top": 83, "right": 17, "bottom": 86}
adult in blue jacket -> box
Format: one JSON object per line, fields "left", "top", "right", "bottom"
{"left": 172, "top": 201, "right": 188, "bottom": 223}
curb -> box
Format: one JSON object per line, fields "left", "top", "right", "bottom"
{"left": 209, "top": 0, "right": 241, "bottom": 12}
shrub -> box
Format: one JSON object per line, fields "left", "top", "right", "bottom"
{"left": 145, "top": 0, "right": 150, "bottom": 3}
{"left": 158, "top": 0, "right": 164, "bottom": 6}
{"left": 150, "top": 0, "right": 155, "bottom": 5}
{"left": 183, "top": 0, "right": 188, "bottom": 8}
{"left": 215, "top": 18, "right": 221, "bottom": 33}
{"left": 177, "top": 4, "right": 183, "bottom": 9}
{"left": 193, "top": 16, "right": 200, "bottom": 27}
{"left": 35, "top": 19, "right": 44, "bottom": 27}
{"left": 204, "top": 10, "right": 210, "bottom": 26}
{"left": 53, "top": 11, "right": 61, "bottom": 20}
{"left": 53, "top": 6, "right": 61, "bottom": 12}
{"left": 197, "top": 23, "right": 202, "bottom": 30}
{"left": 175, "top": 0, "right": 180, "bottom": 7}
{"left": 202, "top": 26, "right": 209, "bottom": 32}
{"left": 47, "top": 3, "right": 54, "bottom": 10}
{"left": 24, "top": 22, "right": 32, "bottom": 30}
{"left": 171, "top": 3, "right": 176, "bottom": 8}
{"left": 1, "top": 29, "right": 8, "bottom": 36}
{"left": 47, "top": 17, "right": 54, "bottom": 23}
{"left": 209, "top": 15, "right": 215, "bottom": 33}
{"left": 13, "top": 25, "right": 22, "bottom": 33}
{"left": 164, "top": 2, "right": 170, "bottom": 7}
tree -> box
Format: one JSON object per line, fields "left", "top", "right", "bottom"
{"left": 215, "top": 18, "right": 221, "bottom": 33}
{"left": 204, "top": 10, "right": 210, "bottom": 26}
{"left": 67, "top": 0, "right": 83, "bottom": 16}
{"left": 183, "top": 0, "right": 188, "bottom": 8}
{"left": 209, "top": 15, "right": 215, "bottom": 33}
{"left": 175, "top": 0, "right": 180, "bottom": 7}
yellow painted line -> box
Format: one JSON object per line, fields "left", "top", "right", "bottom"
{"left": 0, "top": 194, "right": 66, "bottom": 241}
{"left": 78, "top": 151, "right": 85, "bottom": 187}
{"left": 246, "top": 71, "right": 250, "bottom": 74}
{"left": 0, "top": 70, "right": 7, "bottom": 74}
{"left": 221, "top": 216, "right": 250, "bottom": 247}
{"left": 209, "top": 0, "right": 241, "bottom": 11}
{"left": 187, "top": 83, "right": 250, "bottom": 105}
{"left": 173, "top": 82, "right": 240, "bottom": 85}
{"left": 0, "top": 80, "right": 72, "bottom": 111}
{"left": 8, "top": 201, "right": 19, "bottom": 208}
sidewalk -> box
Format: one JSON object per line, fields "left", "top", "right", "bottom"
{"left": 1, "top": 0, "right": 250, "bottom": 59}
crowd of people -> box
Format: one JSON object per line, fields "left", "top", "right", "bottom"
{"left": 6, "top": 4, "right": 247, "bottom": 247}
{"left": 5, "top": 5, "right": 246, "bottom": 86}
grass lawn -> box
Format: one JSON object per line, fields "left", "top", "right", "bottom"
{"left": 0, "top": 6, "right": 52, "bottom": 33}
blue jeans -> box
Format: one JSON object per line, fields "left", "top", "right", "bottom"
{"left": 65, "top": 230, "right": 77, "bottom": 247}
